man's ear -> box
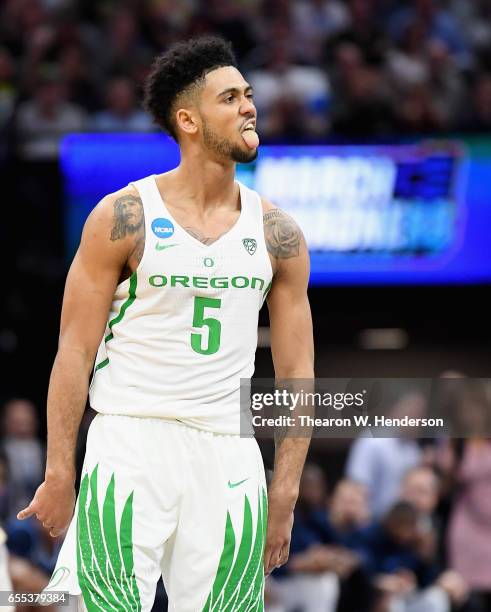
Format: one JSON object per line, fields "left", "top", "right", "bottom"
{"left": 175, "top": 108, "right": 199, "bottom": 136}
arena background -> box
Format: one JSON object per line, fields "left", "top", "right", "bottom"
{"left": 0, "top": 1, "right": 490, "bottom": 611}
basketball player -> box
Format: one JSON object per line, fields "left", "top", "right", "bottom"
{"left": 18, "top": 37, "right": 314, "bottom": 611}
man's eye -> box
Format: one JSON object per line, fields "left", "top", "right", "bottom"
{"left": 225, "top": 96, "right": 234, "bottom": 103}
{"left": 246, "top": 94, "right": 254, "bottom": 100}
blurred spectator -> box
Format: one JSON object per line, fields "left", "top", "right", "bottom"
{"left": 396, "top": 83, "right": 443, "bottom": 134}
{"left": 329, "top": 42, "right": 395, "bottom": 136}
{"left": 59, "top": 43, "right": 101, "bottom": 112}
{"left": 400, "top": 467, "right": 470, "bottom": 611}
{"left": 91, "top": 77, "right": 153, "bottom": 132}
{"left": 100, "top": 8, "right": 151, "bottom": 76}
{"left": 401, "top": 467, "right": 440, "bottom": 519}
{"left": 0, "top": 453, "right": 12, "bottom": 523}
{"left": 361, "top": 501, "right": 445, "bottom": 612}
{"left": 15, "top": 69, "right": 87, "bottom": 160}
{"left": 291, "top": 0, "right": 350, "bottom": 64}
{"left": 426, "top": 40, "right": 465, "bottom": 130}
{"left": 0, "top": 46, "right": 16, "bottom": 161}
{"left": 248, "top": 36, "right": 330, "bottom": 139}
{"left": 325, "top": 0, "right": 389, "bottom": 67}
{"left": 346, "top": 391, "right": 424, "bottom": 518}
{"left": 459, "top": 73, "right": 491, "bottom": 132}
{"left": 6, "top": 518, "right": 62, "bottom": 612}
{"left": 388, "top": 31, "right": 466, "bottom": 130}
{"left": 0, "top": 47, "right": 17, "bottom": 129}
{"left": 6, "top": 517, "right": 62, "bottom": 577}
{"left": 206, "top": 0, "right": 257, "bottom": 63}
{"left": 0, "top": 528, "right": 14, "bottom": 612}
{"left": 11, "top": 14, "right": 102, "bottom": 98}
{"left": 143, "top": 0, "right": 200, "bottom": 51}
{"left": 388, "top": 0, "right": 472, "bottom": 70}
{"left": 328, "top": 479, "right": 371, "bottom": 543}
{"left": 439, "top": 382, "right": 491, "bottom": 609}
{"left": 449, "top": 0, "right": 491, "bottom": 57}
{"left": 327, "top": 480, "right": 376, "bottom": 612}
{"left": 385, "top": 21, "right": 430, "bottom": 90}
{"left": 1, "top": 398, "right": 44, "bottom": 516}
{"left": 0, "top": 0, "right": 48, "bottom": 59}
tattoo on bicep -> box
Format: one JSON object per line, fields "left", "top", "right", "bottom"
{"left": 263, "top": 209, "right": 301, "bottom": 258}
{"left": 110, "top": 195, "right": 144, "bottom": 241}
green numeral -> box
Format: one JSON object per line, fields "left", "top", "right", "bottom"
{"left": 191, "top": 296, "right": 221, "bottom": 355}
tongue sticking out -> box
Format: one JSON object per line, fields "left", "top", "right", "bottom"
{"left": 242, "top": 129, "right": 259, "bottom": 149}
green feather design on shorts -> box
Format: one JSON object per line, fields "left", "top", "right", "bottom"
{"left": 76, "top": 465, "right": 142, "bottom": 611}
{"left": 202, "top": 488, "right": 267, "bottom": 612}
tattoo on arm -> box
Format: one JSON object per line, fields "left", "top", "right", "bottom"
{"left": 110, "top": 193, "right": 145, "bottom": 268}
{"left": 110, "top": 195, "right": 144, "bottom": 241}
{"left": 263, "top": 209, "right": 301, "bottom": 259}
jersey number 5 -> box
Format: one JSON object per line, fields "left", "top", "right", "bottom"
{"left": 191, "top": 296, "right": 221, "bottom": 355}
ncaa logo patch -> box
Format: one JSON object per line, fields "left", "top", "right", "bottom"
{"left": 242, "top": 238, "right": 257, "bottom": 255}
{"left": 152, "top": 218, "right": 174, "bottom": 239}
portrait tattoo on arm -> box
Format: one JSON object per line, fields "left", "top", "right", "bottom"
{"left": 110, "top": 195, "right": 144, "bottom": 241}
{"left": 263, "top": 209, "right": 301, "bottom": 259}
{"left": 110, "top": 194, "right": 145, "bottom": 267}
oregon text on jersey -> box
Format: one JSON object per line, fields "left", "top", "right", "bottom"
{"left": 148, "top": 274, "right": 269, "bottom": 291}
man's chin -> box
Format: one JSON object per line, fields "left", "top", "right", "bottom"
{"left": 231, "top": 146, "right": 258, "bottom": 164}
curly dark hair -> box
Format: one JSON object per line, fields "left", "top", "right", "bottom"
{"left": 143, "top": 36, "right": 237, "bottom": 141}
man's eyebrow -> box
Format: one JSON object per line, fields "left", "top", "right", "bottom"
{"left": 216, "top": 85, "right": 254, "bottom": 98}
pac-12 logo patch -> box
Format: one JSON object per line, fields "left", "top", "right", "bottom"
{"left": 152, "top": 218, "right": 174, "bottom": 239}
{"left": 242, "top": 238, "right": 257, "bottom": 255}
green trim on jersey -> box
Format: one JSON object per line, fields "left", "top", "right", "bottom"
{"left": 94, "top": 272, "right": 138, "bottom": 372}
{"left": 202, "top": 488, "right": 267, "bottom": 611}
{"left": 76, "top": 465, "right": 141, "bottom": 611}
{"left": 94, "top": 358, "right": 109, "bottom": 373}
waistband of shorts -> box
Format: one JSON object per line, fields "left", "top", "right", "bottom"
{"left": 93, "top": 412, "right": 242, "bottom": 438}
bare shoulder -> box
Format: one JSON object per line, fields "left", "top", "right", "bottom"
{"left": 95, "top": 185, "right": 143, "bottom": 241}
{"left": 85, "top": 185, "right": 139, "bottom": 232}
{"left": 261, "top": 196, "right": 304, "bottom": 260}
{"left": 85, "top": 185, "right": 145, "bottom": 270}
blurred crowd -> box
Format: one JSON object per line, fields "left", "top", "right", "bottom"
{"left": 1, "top": 381, "right": 491, "bottom": 611}
{"left": 0, "top": 399, "right": 61, "bottom": 611}
{"left": 267, "top": 380, "right": 491, "bottom": 612}
{"left": 2, "top": 0, "right": 491, "bottom": 161}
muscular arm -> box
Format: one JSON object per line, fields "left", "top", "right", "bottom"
{"left": 18, "top": 189, "right": 144, "bottom": 535}
{"left": 262, "top": 202, "right": 314, "bottom": 574}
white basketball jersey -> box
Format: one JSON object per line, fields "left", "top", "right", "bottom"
{"left": 89, "top": 174, "right": 273, "bottom": 434}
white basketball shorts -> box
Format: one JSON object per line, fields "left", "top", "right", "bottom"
{"left": 45, "top": 414, "right": 267, "bottom": 611}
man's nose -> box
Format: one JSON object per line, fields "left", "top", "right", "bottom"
{"left": 240, "top": 97, "right": 256, "bottom": 116}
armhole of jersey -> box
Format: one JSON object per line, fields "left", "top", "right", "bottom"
{"left": 127, "top": 177, "right": 156, "bottom": 275}
{"left": 255, "top": 189, "right": 274, "bottom": 281}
